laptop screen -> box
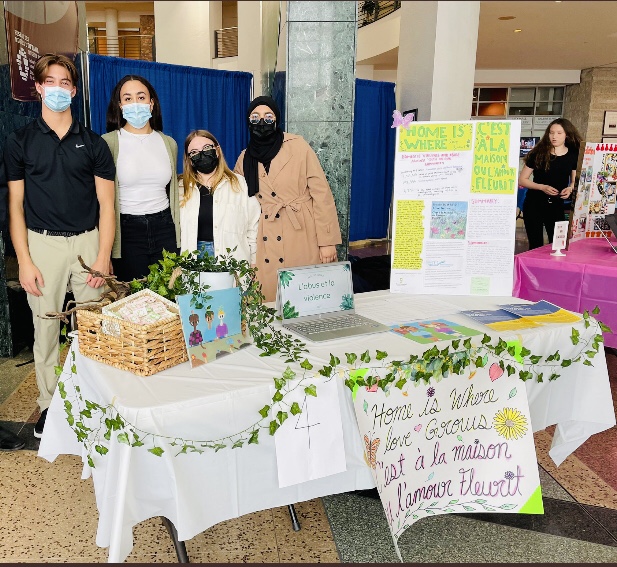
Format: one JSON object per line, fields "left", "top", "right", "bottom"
{"left": 277, "top": 262, "right": 355, "bottom": 320}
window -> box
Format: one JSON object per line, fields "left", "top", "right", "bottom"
{"left": 471, "top": 86, "right": 566, "bottom": 137}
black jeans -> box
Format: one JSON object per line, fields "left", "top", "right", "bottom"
{"left": 113, "top": 207, "right": 179, "bottom": 282}
{"left": 522, "top": 195, "right": 565, "bottom": 250}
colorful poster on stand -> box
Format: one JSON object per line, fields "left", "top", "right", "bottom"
{"left": 390, "top": 120, "right": 521, "bottom": 295}
{"left": 352, "top": 357, "right": 543, "bottom": 559}
{"left": 570, "top": 142, "right": 617, "bottom": 241}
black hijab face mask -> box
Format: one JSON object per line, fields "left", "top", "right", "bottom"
{"left": 249, "top": 119, "right": 277, "bottom": 140}
{"left": 190, "top": 149, "right": 219, "bottom": 174}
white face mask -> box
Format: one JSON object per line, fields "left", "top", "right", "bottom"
{"left": 121, "top": 102, "right": 152, "bottom": 129}
{"left": 42, "top": 86, "right": 72, "bottom": 112}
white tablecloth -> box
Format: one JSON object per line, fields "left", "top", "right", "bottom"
{"left": 38, "top": 291, "right": 616, "bottom": 562}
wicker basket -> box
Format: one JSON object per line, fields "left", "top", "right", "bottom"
{"left": 77, "top": 305, "right": 188, "bottom": 377}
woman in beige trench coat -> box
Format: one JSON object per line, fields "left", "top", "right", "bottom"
{"left": 234, "top": 96, "right": 342, "bottom": 302}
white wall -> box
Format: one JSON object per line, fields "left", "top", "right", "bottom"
{"left": 154, "top": 1, "right": 211, "bottom": 66}
{"left": 474, "top": 69, "right": 581, "bottom": 85}
{"left": 356, "top": 10, "right": 400, "bottom": 63}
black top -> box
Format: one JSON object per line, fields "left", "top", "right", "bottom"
{"left": 524, "top": 149, "right": 578, "bottom": 202}
{"left": 197, "top": 184, "right": 214, "bottom": 242}
{"left": 4, "top": 116, "right": 116, "bottom": 232}
{"left": 0, "top": 161, "right": 7, "bottom": 234}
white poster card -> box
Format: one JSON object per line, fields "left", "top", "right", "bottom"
{"left": 390, "top": 121, "right": 521, "bottom": 296}
{"left": 273, "top": 377, "right": 347, "bottom": 488}
{"left": 570, "top": 142, "right": 617, "bottom": 242}
{"left": 352, "top": 360, "right": 543, "bottom": 557}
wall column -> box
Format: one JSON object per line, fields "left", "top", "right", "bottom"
{"left": 105, "top": 8, "right": 119, "bottom": 57}
{"left": 396, "top": 1, "right": 479, "bottom": 121}
{"left": 285, "top": 1, "right": 357, "bottom": 258}
{"left": 154, "top": 1, "right": 211, "bottom": 66}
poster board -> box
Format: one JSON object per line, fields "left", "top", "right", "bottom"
{"left": 570, "top": 142, "right": 617, "bottom": 241}
{"left": 390, "top": 120, "right": 521, "bottom": 296}
{"left": 352, "top": 357, "right": 543, "bottom": 558}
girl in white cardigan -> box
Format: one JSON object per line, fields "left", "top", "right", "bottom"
{"left": 180, "top": 130, "right": 260, "bottom": 265}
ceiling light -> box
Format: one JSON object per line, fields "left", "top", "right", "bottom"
{"left": 514, "top": 29, "right": 522, "bottom": 33}
{"left": 498, "top": 16, "right": 516, "bottom": 20}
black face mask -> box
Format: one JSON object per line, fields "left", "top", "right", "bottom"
{"left": 190, "top": 149, "right": 219, "bottom": 174}
{"left": 249, "top": 119, "right": 277, "bottom": 140}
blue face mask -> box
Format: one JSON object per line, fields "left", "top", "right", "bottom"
{"left": 122, "top": 103, "right": 152, "bottom": 129}
{"left": 43, "top": 86, "right": 72, "bottom": 113}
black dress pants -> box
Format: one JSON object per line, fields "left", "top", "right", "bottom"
{"left": 522, "top": 195, "right": 565, "bottom": 251}
{"left": 113, "top": 207, "right": 179, "bottom": 282}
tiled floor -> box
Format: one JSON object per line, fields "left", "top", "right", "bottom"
{"left": 1, "top": 222, "right": 616, "bottom": 563}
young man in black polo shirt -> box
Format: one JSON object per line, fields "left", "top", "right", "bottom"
{"left": 5, "top": 54, "right": 116, "bottom": 438}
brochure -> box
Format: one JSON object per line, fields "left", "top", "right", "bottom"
{"left": 498, "top": 301, "right": 581, "bottom": 325}
{"left": 390, "top": 318, "right": 482, "bottom": 345}
{"left": 460, "top": 309, "right": 541, "bottom": 331}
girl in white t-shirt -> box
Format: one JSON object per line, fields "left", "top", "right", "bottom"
{"left": 102, "top": 75, "right": 181, "bottom": 281}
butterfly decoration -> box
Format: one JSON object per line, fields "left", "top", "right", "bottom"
{"left": 391, "top": 109, "right": 415, "bottom": 129}
{"left": 363, "top": 434, "right": 380, "bottom": 469}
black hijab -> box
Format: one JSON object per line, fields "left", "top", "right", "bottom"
{"left": 243, "top": 96, "right": 284, "bottom": 197}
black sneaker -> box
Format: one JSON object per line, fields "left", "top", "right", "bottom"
{"left": 33, "top": 409, "right": 48, "bottom": 439}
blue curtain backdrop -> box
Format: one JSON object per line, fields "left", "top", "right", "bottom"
{"left": 88, "top": 54, "right": 253, "bottom": 172}
{"left": 349, "top": 79, "right": 396, "bottom": 242}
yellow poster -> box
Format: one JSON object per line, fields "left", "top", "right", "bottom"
{"left": 392, "top": 200, "right": 424, "bottom": 270}
{"left": 399, "top": 123, "right": 472, "bottom": 153}
{"left": 471, "top": 122, "right": 517, "bottom": 194}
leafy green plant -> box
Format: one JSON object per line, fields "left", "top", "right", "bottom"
{"left": 340, "top": 294, "right": 354, "bottom": 310}
{"left": 282, "top": 300, "right": 300, "bottom": 320}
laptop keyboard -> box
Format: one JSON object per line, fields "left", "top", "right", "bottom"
{"left": 289, "top": 314, "right": 377, "bottom": 335}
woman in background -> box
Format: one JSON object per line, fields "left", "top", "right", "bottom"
{"left": 518, "top": 118, "right": 582, "bottom": 250}
{"left": 234, "top": 96, "right": 342, "bottom": 302}
{"left": 103, "top": 75, "right": 180, "bottom": 281}
{"left": 180, "top": 129, "right": 259, "bottom": 264}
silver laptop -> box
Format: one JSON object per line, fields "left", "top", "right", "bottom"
{"left": 594, "top": 214, "right": 617, "bottom": 253}
{"left": 276, "top": 261, "right": 390, "bottom": 342}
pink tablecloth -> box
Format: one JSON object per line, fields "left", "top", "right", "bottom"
{"left": 513, "top": 238, "right": 617, "bottom": 348}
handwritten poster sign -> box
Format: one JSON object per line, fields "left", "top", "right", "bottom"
{"left": 352, "top": 361, "right": 542, "bottom": 556}
{"left": 390, "top": 120, "right": 521, "bottom": 296}
{"left": 570, "top": 142, "right": 617, "bottom": 241}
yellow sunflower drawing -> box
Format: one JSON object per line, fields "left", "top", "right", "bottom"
{"left": 493, "top": 408, "right": 528, "bottom": 440}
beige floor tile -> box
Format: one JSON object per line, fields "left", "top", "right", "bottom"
{"left": 0, "top": 369, "right": 38, "bottom": 422}
{"left": 534, "top": 429, "right": 617, "bottom": 509}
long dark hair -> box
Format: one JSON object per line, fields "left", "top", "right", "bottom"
{"left": 105, "top": 74, "right": 163, "bottom": 132}
{"left": 526, "top": 118, "right": 582, "bottom": 171}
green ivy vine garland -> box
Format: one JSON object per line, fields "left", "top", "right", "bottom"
{"left": 55, "top": 251, "right": 610, "bottom": 468}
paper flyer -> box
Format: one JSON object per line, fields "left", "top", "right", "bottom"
{"left": 390, "top": 120, "right": 521, "bottom": 296}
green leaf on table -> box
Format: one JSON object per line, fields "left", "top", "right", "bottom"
{"left": 592, "top": 305, "right": 600, "bottom": 315}
{"left": 360, "top": 350, "right": 371, "bottom": 363}
{"left": 272, "top": 390, "right": 284, "bottom": 403}
{"left": 87, "top": 455, "right": 95, "bottom": 469}
{"left": 318, "top": 365, "right": 332, "bottom": 378}
{"left": 277, "top": 411, "right": 288, "bottom": 425}
{"left": 300, "top": 358, "right": 313, "bottom": 370}
{"left": 269, "top": 420, "right": 280, "bottom": 435}
{"left": 329, "top": 354, "right": 341, "bottom": 367}
{"left": 599, "top": 322, "right": 612, "bottom": 333}
{"left": 95, "top": 444, "right": 109, "bottom": 456}
{"left": 290, "top": 402, "right": 302, "bottom": 416}
{"left": 561, "top": 359, "right": 572, "bottom": 368}
{"left": 274, "top": 377, "right": 286, "bottom": 390}
{"left": 583, "top": 359, "right": 593, "bottom": 366}
{"left": 583, "top": 310, "right": 589, "bottom": 320}
{"left": 282, "top": 367, "right": 296, "bottom": 380}
{"left": 259, "top": 404, "right": 271, "bottom": 418}
{"left": 148, "top": 446, "right": 164, "bottom": 457}
{"left": 232, "top": 440, "right": 244, "bottom": 449}
{"left": 55, "top": 365, "right": 63, "bottom": 376}
{"left": 376, "top": 350, "right": 388, "bottom": 361}
{"left": 571, "top": 328, "right": 580, "bottom": 345}
{"left": 304, "top": 384, "right": 317, "bottom": 397}
{"left": 248, "top": 430, "right": 259, "bottom": 445}
{"left": 529, "top": 355, "right": 542, "bottom": 364}
{"left": 345, "top": 352, "right": 358, "bottom": 365}
{"left": 117, "top": 432, "right": 129, "bottom": 445}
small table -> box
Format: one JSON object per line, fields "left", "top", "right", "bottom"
{"left": 38, "top": 291, "right": 616, "bottom": 562}
{"left": 514, "top": 238, "right": 617, "bottom": 348}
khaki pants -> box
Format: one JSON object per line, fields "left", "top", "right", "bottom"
{"left": 27, "top": 229, "right": 103, "bottom": 411}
